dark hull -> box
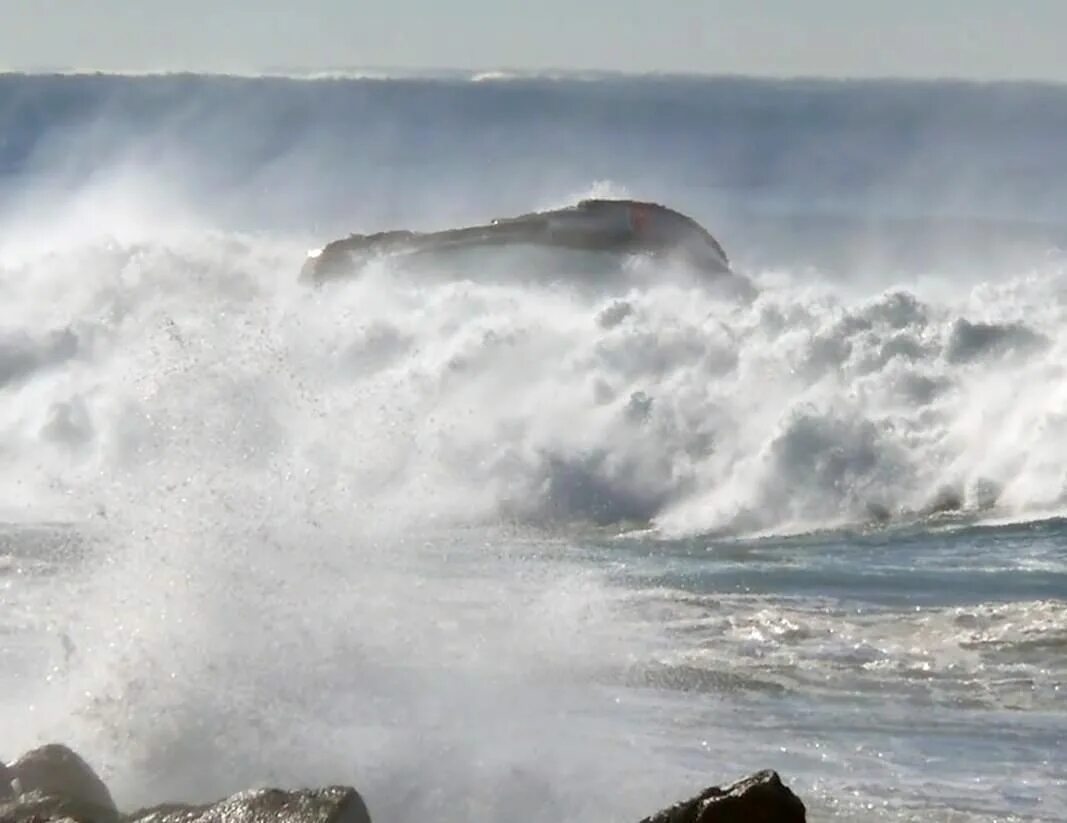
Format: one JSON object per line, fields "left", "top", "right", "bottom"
{"left": 301, "top": 199, "right": 734, "bottom": 285}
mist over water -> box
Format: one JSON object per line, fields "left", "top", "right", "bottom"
{"left": 2, "top": 73, "right": 1066, "bottom": 822}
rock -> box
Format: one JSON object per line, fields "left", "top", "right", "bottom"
{"left": 3, "top": 745, "right": 117, "bottom": 823}
{"left": 0, "top": 789, "right": 118, "bottom": 823}
{"left": 127, "top": 787, "right": 371, "bottom": 823}
{"left": 0, "top": 745, "right": 371, "bottom": 823}
{"left": 638, "top": 770, "right": 805, "bottom": 823}
{"left": 4, "top": 742, "right": 801, "bottom": 823}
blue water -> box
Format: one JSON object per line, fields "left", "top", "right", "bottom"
{"left": 0, "top": 72, "right": 1065, "bottom": 821}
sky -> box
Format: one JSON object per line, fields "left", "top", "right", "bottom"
{"left": 3, "top": 0, "right": 1067, "bottom": 82}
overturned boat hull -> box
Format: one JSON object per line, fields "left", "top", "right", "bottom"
{"left": 300, "top": 199, "right": 735, "bottom": 285}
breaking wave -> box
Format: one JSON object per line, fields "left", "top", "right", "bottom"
{"left": 4, "top": 73, "right": 1067, "bottom": 823}
{"left": 2, "top": 212, "right": 1066, "bottom": 538}
{"left": 3, "top": 71, "right": 1067, "bottom": 540}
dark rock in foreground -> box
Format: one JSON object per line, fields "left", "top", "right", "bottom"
{"left": 8, "top": 744, "right": 116, "bottom": 812}
{"left": 2, "top": 744, "right": 118, "bottom": 823}
{"left": 128, "top": 787, "right": 371, "bottom": 823}
{"left": 1, "top": 746, "right": 371, "bottom": 823}
{"left": 4, "top": 744, "right": 803, "bottom": 823}
{"left": 638, "top": 770, "right": 806, "bottom": 823}
{"left": 1, "top": 789, "right": 119, "bottom": 823}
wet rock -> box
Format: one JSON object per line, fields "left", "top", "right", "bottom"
{"left": 2, "top": 745, "right": 117, "bottom": 823}
{"left": 0, "top": 788, "right": 118, "bottom": 823}
{"left": 4, "top": 743, "right": 804, "bottom": 823}
{"left": 0, "top": 747, "right": 370, "bottom": 823}
{"left": 639, "top": 770, "right": 806, "bottom": 823}
{"left": 127, "top": 787, "right": 371, "bottom": 823}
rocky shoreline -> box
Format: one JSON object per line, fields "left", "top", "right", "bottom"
{"left": 1, "top": 745, "right": 806, "bottom": 823}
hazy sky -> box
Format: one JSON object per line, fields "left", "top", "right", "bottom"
{"left": 3, "top": 0, "right": 1066, "bottom": 82}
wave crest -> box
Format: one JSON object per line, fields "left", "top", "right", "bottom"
{"left": 2, "top": 229, "right": 1066, "bottom": 537}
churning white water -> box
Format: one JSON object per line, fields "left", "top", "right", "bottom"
{"left": 3, "top": 73, "right": 1066, "bottom": 822}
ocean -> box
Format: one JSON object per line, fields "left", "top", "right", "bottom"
{"left": 0, "top": 71, "right": 1065, "bottom": 822}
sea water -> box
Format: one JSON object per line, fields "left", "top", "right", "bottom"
{"left": 1, "top": 72, "right": 1065, "bottom": 821}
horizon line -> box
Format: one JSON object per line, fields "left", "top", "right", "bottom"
{"left": 2, "top": 65, "right": 1067, "bottom": 89}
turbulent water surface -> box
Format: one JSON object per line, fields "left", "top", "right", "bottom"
{"left": 1, "top": 72, "right": 1066, "bottom": 822}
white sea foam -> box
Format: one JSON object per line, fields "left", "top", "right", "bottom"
{"left": 3, "top": 72, "right": 1066, "bottom": 821}
{"left": 1, "top": 192, "right": 1066, "bottom": 536}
